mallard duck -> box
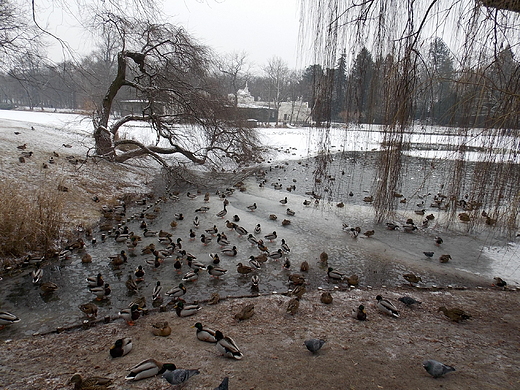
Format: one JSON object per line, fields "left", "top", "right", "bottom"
{"left": 125, "top": 358, "right": 177, "bottom": 381}
{"left": 291, "top": 284, "right": 306, "bottom": 299}
{"left": 81, "top": 252, "right": 92, "bottom": 263}
{"left": 236, "top": 262, "right": 254, "bottom": 275}
{"left": 221, "top": 246, "right": 237, "bottom": 257}
{"left": 423, "top": 251, "right": 434, "bottom": 258}
{"left": 422, "top": 359, "right": 456, "bottom": 378}
{"left": 247, "top": 234, "right": 258, "bottom": 246}
{"left": 493, "top": 277, "right": 507, "bottom": 287}
{"left": 254, "top": 224, "right": 261, "bottom": 234}
{"left": 205, "top": 225, "right": 219, "bottom": 236}
{"left": 187, "top": 192, "right": 197, "bottom": 200}
{"left": 288, "top": 273, "right": 305, "bottom": 285}
{"left": 398, "top": 296, "right": 422, "bottom": 306}
{"left": 110, "top": 337, "right": 133, "bottom": 358}
{"left": 31, "top": 266, "right": 43, "bottom": 284}
{"left": 248, "top": 256, "right": 262, "bottom": 269}
{"left": 162, "top": 368, "right": 200, "bottom": 385}
{"left": 193, "top": 322, "right": 218, "bottom": 342}
{"left": 143, "top": 229, "right": 158, "bottom": 237}
{"left": 363, "top": 230, "right": 375, "bottom": 238}
{"left": 434, "top": 236, "right": 443, "bottom": 245}
{"left": 280, "top": 196, "right": 288, "bottom": 205}
{"left": 182, "top": 268, "right": 200, "bottom": 283}
{"left": 215, "top": 330, "right": 243, "bottom": 359}
{"left": 282, "top": 219, "right": 291, "bottom": 226}
{"left": 264, "top": 231, "right": 277, "bottom": 241}
{"left": 247, "top": 203, "right": 257, "bottom": 211}
{"left": 188, "top": 258, "right": 206, "bottom": 271}
{"left": 304, "top": 339, "right": 325, "bottom": 354}
{"left": 129, "top": 296, "right": 147, "bottom": 309}
{"left": 320, "top": 291, "right": 333, "bottom": 304}
{"left": 319, "top": 252, "right": 329, "bottom": 264}
{"left": 217, "top": 234, "right": 230, "bottom": 247}
{"left": 79, "top": 303, "right": 98, "bottom": 318}
{"left": 286, "top": 297, "right": 300, "bottom": 315}
{"left": 352, "top": 304, "right": 367, "bottom": 321}
{"left": 207, "top": 265, "right": 227, "bottom": 278}
{"left": 174, "top": 301, "right": 201, "bottom": 317}
{"left": 346, "top": 274, "right": 359, "bottom": 287}
{"left": 0, "top": 310, "right": 20, "bottom": 329}
{"left": 327, "top": 267, "right": 345, "bottom": 280}
{"left": 281, "top": 239, "right": 291, "bottom": 253}
{"left": 209, "top": 253, "right": 220, "bottom": 264}
{"left": 438, "top": 306, "right": 471, "bottom": 322}
{"left": 68, "top": 373, "right": 113, "bottom": 389}
{"left": 195, "top": 206, "right": 210, "bottom": 213}
{"left": 268, "top": 249, "right": 283, "bottom": 260}
{"left": 152, "top": 281, "right": 162, "bottom": 302}
{"left": 376, "top": 295, "right": 400, "bottom": 318}
{"left": 87, "top": 273, "right": 104, "bottom": 288}
{"left": 251, "top": 275, "right": 260, "bottom": 291}
{"left": 235, "top": 226, "right": 248, "bottom": 236}
{"left": 234, "top": 303, "right": 255, "bottom": 321}
{"left": 298, "top": 261, "right": 309, "bottom": 273}
{"left": 253, "top": 253, "right": 268, "bottom": 263}
{"left": 282, "top": 257, "right": 291, "bottom": 270}
{"left": 200, "top": 234, "right": 212, "bottom": 245}
{"left": 119, "top": 304, "right": 142, "bottom": 325}
{"left": 125, "top": 274, "right": 138, "bottom": 293}
{"left": 257, "top": 240, "right": 269, "bottom": 252}
{"left": 167, "top": 283, "right": 186, "bottom": 300}
{"left": 134, "top": 265, "right": 145, "bottom": 281}
{"left": 40, "top": 281, "right": 59, "bottom": 294}
{"left": 225, "top": 220, "right": 237, "bottom": 230}
{"left": 216, "top": 205, "right": 227, "bottom": 218}
{"left": 151, "top": 321, "right": 171, "bottom": 337}
{"left": 269, "top": 214, "right": 277, "bottom": 220}
{"left": 403, "top": 273, "right": 422, "bottom": 286}
{"left": 439, "top": 254, "right": 451, "bottom": 263}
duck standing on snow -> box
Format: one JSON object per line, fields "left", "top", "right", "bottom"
{"left": 264, "top": 231, "right": 277, "bottom": 241}
{"left": 221, "top": 245, "right": 237, "bottom": 257}
{"left": 182, "top": 268, "right": 200, "bottom": 283}
{"left": 166, "top": 283, "right": 186, "bottom": 300}
{"left": 207, "top": 265, "right": 227, "bottom": 278}
{"left": 236, "top": 262, "right": 254, "bottom": 275}
{"left": 376, "top": 295, "right": 400, "bottom": 318}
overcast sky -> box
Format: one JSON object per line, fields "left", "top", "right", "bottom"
{"left": 164, "top": 0, "right": 303, "bottom": 71}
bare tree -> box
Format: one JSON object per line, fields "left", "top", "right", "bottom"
{"left": 216, "top": 51, "right": 251, "bottom": 107}
{"left": 263, "top": 56, "right": 290, "bottom": 125}
{"left": 91, "top": 14, "right": 261, "bottom": 171}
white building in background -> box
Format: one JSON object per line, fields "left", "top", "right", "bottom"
{"left": 232, "top": 85, "right": 311, "bottom": 126}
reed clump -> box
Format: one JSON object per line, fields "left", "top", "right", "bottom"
{"left": 0, "top": 180, "right": 65, "bottom": 258}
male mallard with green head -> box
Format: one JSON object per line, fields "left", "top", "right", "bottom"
{"left": 376, "top": 295, "right": 400, "bottom": 318}
{"left": 110, "top": 337, "right": 133, "bottom": 358}
{"left": 193, "top": 322, "right": 218, "bottom": 342}
{"left": 215, "top": 330, "right": 243, "bottom": 359}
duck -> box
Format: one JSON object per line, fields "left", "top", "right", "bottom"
{"left": 319, "top": 252, "right": 329, "bottom": 264}
{"left": 207, "top": 265, "right": 228, "bottom": 278}
{"left": 119, "top": 304, "right": 142, "bottom": 325}
{"left": 40, "top": 281, "right": 59, "bottom": 294}
{"left": 221, "top": 246, "right": 237, "bottom": 257}
{"left": 291, "top": 284, "right": 306, "bottom": 299}
{"left": 282, "top": 219, "right": 291, "bottom": 226}
{"left": 110, "top": 250, "right": 128, "bottom": 266}
{"left": 286, "top": 208, "right": 295, "bottom": 216}
{"left": 282, "top": 257, "right": 291, "bottom": 270}
{"left": 251, "top": 275, "right": 260, "bottom": 291}
{"left": 148, "top": 321, "right": 170, "bottom": 338}
{"left": 254, "top": 224, "right": 261, "bottom": 234}
{"left": 215, "top": 330, "right": 243, "bottom": 359}
{"left": 78, "top": 303, "right": 98, "bottom": 319}
{"left": 182, "top": 268, "right": 200, "bottom": 283}
{"left": 125, "top": 274, "right": 139, "bottom": 293}
{"left": 134, "top": 265, "right": 145, "bottom": 281}
{"left": 143, "top": 229, "right": 158, "bottom": 237}
{"left": 193, "top": 322, "right": 218, "bottom": 342}
{"left": 327, "top": 267, "right": 345, "bottom": 280}
{"left": 68, "top": 373, "right": 113, "bottom": 389}
{"left": 81, "top": 252, "right": 92, "bottom": 264}
{"left": 208, "top": 292, "right": 220, "bottom": 305}
{"left": 247, "top": 203, "right": 257, "bottom": 211}
{"left": 268, "top": 249, "right": 283, "bottom": 260}
{"left": 434, "top": 236, "right": 443, "bottom": 245}
{"left": 264, "top": 231, "right": 277, "bottom": 241}
{"left": 346, "top": 274, "right": 359, "bottom": 287}
{"left": 188, "top": 259, "right": 206, "bottom": 271}
{"left": 257, "top": 240, "right": 269, "bottom": 253}
{"left": 236, "top": 262, "right": 254, "bottom": 275}
{"left": 423, "top": 251, "right": 434, "bottom": 258}
{"left": 253, "top": 253, "right": 268, "bottom": 263}
{"left": 110, "top": 337, "right": 133, "bottom": 358}
{"left": 248, "top": 256, "right": 262, "bottom": 269}
{"left": 129, "top": 296, "right": 147, "bottom": 309}
{"left": 493, "top": 277, "right": 507, "bottom": 287}
{"left": 303, "top": 199, "right": 311, "bottom": 206}
{"left": 31, "top": 266, "right": 43, "bottom": 284}
{"left": 281, "top": 239, "right": 291, "bottom": 253}
{"left": 225, "top": 220, "right": 237, "bottom": 230}
{"left": 286, "top": 297, "right": 300, "bottom": 315}
{"left": 269, "top": 214, "right": 277, "bottom": 220}
{"left": 247, "top": 234, "right": 258, "bottom": 246}
{"left": 209, "top": 253, "right": 220, "bottom": 264}
{"left": 125, "top": 358, "right": 177, "bottom": 381}
{"left": 205, "top": 225, "right": 219, "bottom": 236}
{"left": 166, "top": 283, "right": 186, "bottom": 300}
{"left": 320, "top": 291, "right": 333, "bottom": 304}
{"left": 195, "top": 206, "right": 210, "bottom": 213}
{"left": 288, "top": 273, "right": 305, "bottom": 285}
{"left": 174, "top": 301, "right": 202, "bottom": 317}
{"left": 280, "top": 196, "right": 288, "bottom": 205}
{"left": 186, "top": 192, "right": 197, "bottom": 199}
{"left": 363, "top": 230, "right": 375, "bottom": 238}
{"left": 403, "top": 273, "right": 422, "bottom": 286}
{"left": 152, "top": 281, "right": 162, "bottom": 302}
{"left": 438, "top": 306, "right": 471, "bottom": 322}
{"left": 0, "top": 310, "right": 20, "bottom": 329}
{"left": 233, "top": 214, "right": 240, "bottom": 222}
{"left": 216, "top": 234, "right": 230, "bottom": 247}
{"left": 216, "top": 205, "right": 228, "bottom": 218}
{"left": 235, "top": 226, "right": 248, "bottom": 236}
{"left": 86, "top": 273, "right": 104, "bottom": 288}
{"left": 376, "top": 295, "right": 400, "bottom": 318}
{"left": 398, "top": 296, "right": 422, "bottom": 306}
{"left": 234, "top": 303, "right": 255, "bottom": 321}
{"left": 439, "top": 254, "right": 451, "bottom": 263}
{"left": 352, "top": 304, "right": 367, "bottom": 321}
{"left": 200, "top": 234, "right": 212, "bottom": 245}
